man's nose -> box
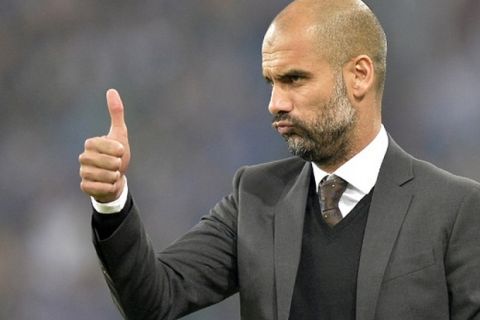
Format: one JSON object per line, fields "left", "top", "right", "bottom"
{"left": 268, "top": 86, "right": 293, "bottom": 114}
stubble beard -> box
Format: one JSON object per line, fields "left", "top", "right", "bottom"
{"left": 277, "top": 74, "right": 357, "bottom": 167}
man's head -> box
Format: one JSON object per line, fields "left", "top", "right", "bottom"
{"left": 262, "top": 0, "right": 387, "bottom": 171}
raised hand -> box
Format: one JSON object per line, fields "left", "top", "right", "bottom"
{"left": 79, "top": 89, "right": 131, "bottom": 203}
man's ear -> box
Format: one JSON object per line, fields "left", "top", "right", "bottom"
{"left": 343, "top": 55, "right": 375, "bottom": 101}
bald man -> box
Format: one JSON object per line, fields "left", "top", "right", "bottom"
{"left": 79, "top": 1, "right": 480, "bottom": 319}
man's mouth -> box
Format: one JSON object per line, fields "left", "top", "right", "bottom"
{"left": 272, "top": 120, "right": 294, "bottom": 135}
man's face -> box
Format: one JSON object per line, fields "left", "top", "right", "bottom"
{"left": 262, "top": 25, "right": 357, "bottom": 166}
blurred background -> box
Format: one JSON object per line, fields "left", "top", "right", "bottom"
{"left": 0, "top": 0, "right": 479, "bottom": 319}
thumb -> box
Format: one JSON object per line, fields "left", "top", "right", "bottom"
{"left": 106, "top": 88, "right": 127, "bottom": 139}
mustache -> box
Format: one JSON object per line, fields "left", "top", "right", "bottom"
{"left": 272, "top": 113, "right": 298, "bottom": 124}
{"left": 272, "top": 113, "right": 309, "bottom": 136}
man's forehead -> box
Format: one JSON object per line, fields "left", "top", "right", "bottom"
{"left": 261, "top": 44, "right": 326, "bottom": 78}
{"left": 262, "top": 23, "right": 278, "bottom": 49}
{"left": 263, "top": 16, "right": 322, "bottom": 47}
{"left": 262, "top": 26, "right": 323, "bottom": 66}
{"left": 262, "top": 42, "right": 310, "bottom": 67}
{"left": 262, "top": 48, "right": 298, "bottom": 74}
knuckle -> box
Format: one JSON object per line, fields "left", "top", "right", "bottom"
{"left": 108, "top": 140, "right": 124, "bottom": 156}
{"left": 116, "top": 141, "right": 125, "bottom": 153}
{"left": 78, "top": 152, "right": 87, "bottom": 163}
{"left": 85, "top": 137, "right": 104, "bottom": 150}
{"left": 80, "top": 180, "right": 89, "bottom": 192}
{"left": 84, "top": 138, "right": 94, "bottom": 149}
{"left": 116, "top": 146, "right": 125, "bottom": 157}
{"left": 115, "top": 158, "right": 122, "bottom": 170}
{"left": 80, "top": 166, "right": 92, "bottom": 178}
{"left": 107, "top": 171, "right": 116, "bottom": 183}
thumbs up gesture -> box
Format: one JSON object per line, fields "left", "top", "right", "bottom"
{"left": 79, "top": 89, "right": 131, "bottom": 203}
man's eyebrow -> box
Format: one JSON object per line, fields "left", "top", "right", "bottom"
{"left": 264, "top": 69, "right": 312, "bottom": 81}
{"left": 279, "top": 69, "right": 312, "bottom": 78}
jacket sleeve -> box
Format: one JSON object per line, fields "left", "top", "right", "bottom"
{"left": 92, "top": 167, "right": 246, "bottom": 320}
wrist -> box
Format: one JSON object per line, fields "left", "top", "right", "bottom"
{"left": 92, "top": 177, "right": 129, "bottom": 214}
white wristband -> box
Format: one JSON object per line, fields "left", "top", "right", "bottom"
{"left": 91, "top": 177, "right": 129, "bottom": 214}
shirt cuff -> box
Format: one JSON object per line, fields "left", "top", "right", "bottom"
{"left": 91, "top": 177, "right": 129, "bottom": 214}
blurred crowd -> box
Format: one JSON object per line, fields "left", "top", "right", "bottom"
{"left": 0, "top": 0, "right": 478, "bottom": 319}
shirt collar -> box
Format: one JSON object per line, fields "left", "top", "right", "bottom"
{"left": 312, "top": 125, "right": 389, "bottom": 195}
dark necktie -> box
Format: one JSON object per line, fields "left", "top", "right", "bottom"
{"left": 318, "top": 175, "right": 348, "bottom": 227}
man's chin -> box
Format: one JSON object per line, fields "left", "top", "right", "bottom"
{"left": 285, "top": 137, "right": 314, "bottom": 159}
{"left": 285, "top": 137, "right": 336, "bottom": 164}
{"left": 283, "top": 133, "right": 304, "bottom": 144}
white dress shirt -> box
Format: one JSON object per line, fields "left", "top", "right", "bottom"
{"left": 312, "top": 125, "right": 388, "bottom": 217}
{"left": 92, "top": 177, "right": 129, "bottom": 214}
{"left": 94, "top": 126, "right": 389, "bottom": 215}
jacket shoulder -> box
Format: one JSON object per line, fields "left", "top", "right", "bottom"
{"left": 411, "top": 157, "right": 480, "bottom": 192}
{"left": 384, "top": 137, "right": 480, "bottom": 193}
{"left": 232, "top": 157, "right": 309, "bottom": 201}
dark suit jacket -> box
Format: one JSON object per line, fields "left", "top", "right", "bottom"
{"left": 93, "top": 138, "right": 480, "bottom": 320}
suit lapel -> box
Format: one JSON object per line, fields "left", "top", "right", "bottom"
{"left": 356, "top": 138, "right": 414, "bottom": 320}
{"left": 274, "top": 162, "right": 311, "bottom": 320}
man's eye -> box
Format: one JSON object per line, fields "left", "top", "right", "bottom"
{"left": 289, "top": 75, "right": 301, "bottom": 82}
{"left": 284, "top": 75, "right": 303, "bottom": 84}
